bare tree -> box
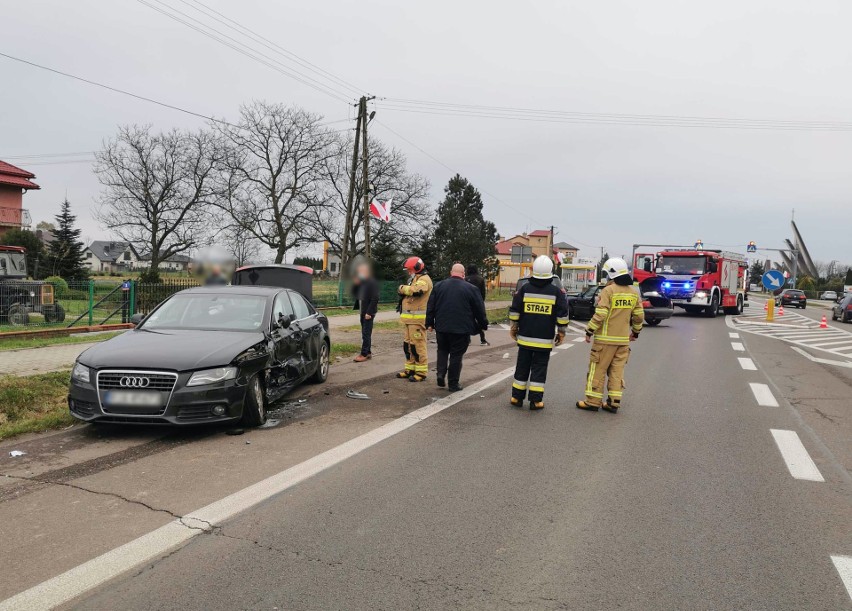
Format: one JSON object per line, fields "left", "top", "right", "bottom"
{"left": 94, "top": 125, "right": 220, "bottom": 281}
{"left": 218, "top": 219, "right": 265, "bottom": 266}
{"left": 213, "top": 102, "right": 336, "bottom": 264}
{"left": 312, "top": 134, "right": 430, "bottom": 268}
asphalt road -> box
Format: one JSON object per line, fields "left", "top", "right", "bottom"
{"left": 2, "top": 310, "right": 851, "bottom": 609}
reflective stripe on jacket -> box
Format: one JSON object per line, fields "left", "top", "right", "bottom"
{"left": 585, "top": 282, "right": 644, "bottom": 345}
{"left": 509, "top": 279, "right": 569, "bottom": 352}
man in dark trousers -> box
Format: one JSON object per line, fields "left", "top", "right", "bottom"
{"left": 465, "top": 264, "right": 489, "bottom": 346}
{"left": 426, "top": 263, "right": 489, "bottom": 391}
{"left": 352, "top": 261, "right": 379, "bottom": 362}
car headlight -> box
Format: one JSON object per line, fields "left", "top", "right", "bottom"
{"left": 694, "top": 291, "right": 708, "bottom": 299}
{"left": 187, "top": 367, "right": 238, "bottom": 387}
{"left": 72, "top": 362, "right": 90, "bottom": 384}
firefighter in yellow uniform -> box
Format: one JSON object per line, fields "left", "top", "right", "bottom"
{"left": 397, "top": 256, "right": 433, "bottom": 382}
{"left": 576, "top": 257, "right": 644, "bottom": 413}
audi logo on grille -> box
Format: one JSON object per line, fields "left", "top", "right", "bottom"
{"left": 119, "top": 376, "right": 151, "bottom": 388}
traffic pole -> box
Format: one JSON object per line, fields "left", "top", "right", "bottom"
{"left": 766, "top": 297, "right": 774, "bottom": 322}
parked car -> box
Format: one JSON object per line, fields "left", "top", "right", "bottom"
{"left": 68, "top": 285, "right": 330, "bottom": 427}
{"left": 820, "top": 290, "right": 838, "bottom": 301}
{"left": 831, "top": 294, "right": 852, "bottom": 323}
{"left": 513, "top": 275, "right": 566, "bottom": 297}
{"left": 567, "top": 280, "right": 673, "bottom": 325}
{"left": 779, "top": 289, "right": 807, "bottom": 309}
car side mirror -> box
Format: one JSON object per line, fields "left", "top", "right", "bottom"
{"left": 277, "top": 313, "right": 295, "bottom": 329}
{"left": 130, "top": 313, "right": 144, "bottom": 326}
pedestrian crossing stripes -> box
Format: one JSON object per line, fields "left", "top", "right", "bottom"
{"left": 732, "top": 314, "right": 852, "bottom": 361}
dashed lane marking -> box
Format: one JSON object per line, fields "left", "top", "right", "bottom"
{"left": 737, "top": 357, "right": 757, "bottom": 371}
{"left": 770, "top": 429, "right": 825, "bottom": 482}
{"left": 729, "top": 332, "right": 740, "bottom": 338}
{"left": 555, "top": 343, "right": 574, "bottom": 350}
{"left": 749, "top": 383, "right": 778, "bottom": 407}
{"left": 573, "top": 336, "right": 586, "bottom": 343}
{"left": 0, "top": 368, "right": 517, "bottom": 611}
{"left": 731, "top": 342, "right": 745, "bottom": 351}
{"left": 831, "top": 556, "right": 852, "bottom": 602}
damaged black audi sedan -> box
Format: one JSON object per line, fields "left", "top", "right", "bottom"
{"left": 68, "top": 286, "right": 330, "bottom": 427}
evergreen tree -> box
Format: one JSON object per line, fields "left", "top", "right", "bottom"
{"left": 370, "top": 229, "right": 404, "bottom": 281}
{"left": 597, "top": 251, "right": 610, "bottom": 282}
{"left": 0, "top": 228, "right": 45, "bottom": 278}
{"left": 430, "top": 175, "right": 498, "bottom": 280}
{"left": 749, "top": 261, "right": 765, "bottom": 286}
{"left": 293, "top": 256, "right": 323, "bottom": 271}
{"left": 845, "top": 267, "right": 852, "bottom": 285}
{"left": 47, "top": 199, "right": 89, "bottom": 279}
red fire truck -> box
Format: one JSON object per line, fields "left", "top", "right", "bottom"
{"left": 632, "top": 245, "right": 748, "bottom": 317}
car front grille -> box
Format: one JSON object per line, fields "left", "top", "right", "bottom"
{"left": 97, "top": 371, "right": 178, "bottom": 392}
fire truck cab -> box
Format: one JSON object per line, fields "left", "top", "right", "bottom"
{"left": 633, "top": 247, "right": 748, "bottom": 317}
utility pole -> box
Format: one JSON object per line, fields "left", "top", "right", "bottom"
{"left": 339, "top": 101, "right": 363, "bottom": 274}
{"left": 362, "top": 96, "right": 376, "bottom": 258}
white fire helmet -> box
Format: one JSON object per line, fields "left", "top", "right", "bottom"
{"left": 603, "top": 257, "right": 630, "bottom": 280}
{"left": 532, "top": 255, "right": 554, "bottom": 279}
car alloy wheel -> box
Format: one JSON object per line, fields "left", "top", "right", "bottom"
{"left": 252, "top": 376, "right": 265, "bottom": 421}
{"left": 311, "top": 341, "right": 330, "bottom": 383}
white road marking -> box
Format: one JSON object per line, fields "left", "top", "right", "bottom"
{"left": 729, "top": 332, "right": 740, "bottom": 338}
{"left": 749, "top": 383, "right": 779, "bottom": 407}
{"left": 573, "top": 336, "right": 586, "bottom": 343}
{"left": 831, "top": 556, "right": 852, "bottom": 602}
{"left": 729, "top": 314, "right": 852, "bottom": 361}
{"left": 737, "top": 357, "right": 757, "bottom": 371}
{"left": 769, "top": 429, "right": 825, "bottom": 482}
{"left": 555, "top": 343, "right": 574, "bottom": 350}
{"left": 0, "top": 367, "right": 517, "bottom": 611}
{"left": 790, "top": 346, "right": 852, "bottom": 368}
{"left": 498, "top": 323, "right": 510, "bottom": 330}
{"left": 731, "top": 342, "right": 745, "bottom": 351}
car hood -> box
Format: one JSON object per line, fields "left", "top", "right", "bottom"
{"left": 78, "top": 329, "right": 265, "bottom": 371}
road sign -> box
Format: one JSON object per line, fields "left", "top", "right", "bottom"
{"left": 762, "top": 269, "right": 785, "bottom": 290}
{"left": 747, "top": 241, "right": 757, "bottom": 253}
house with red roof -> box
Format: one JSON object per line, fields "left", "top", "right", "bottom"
{"left": 493, "top": 229, "right": 580, "bottom": 288}
{"left": 0, "top": 161, "right": 39, "bottom": 238}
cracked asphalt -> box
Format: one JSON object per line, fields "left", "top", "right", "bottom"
{"left": 1, "top": 311, "right": 851, "bottom": 609}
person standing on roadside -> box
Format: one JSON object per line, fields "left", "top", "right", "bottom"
{"left": 426, "top": 263, "right": 489, "bottom": 391}
{"left": 352, "top": 261, "right": 379, "bottom": 363}
{"left": 465, "top": 264, "right": 489, "bottom": 346}
{"left": 397, "top": 256, "right": 433, "bottom": 382}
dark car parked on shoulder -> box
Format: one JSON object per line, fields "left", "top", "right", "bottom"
{"left": 832, "top": 294, "right": 852, "bottom": 323}
{"left": 779, "top": 289, "right": 807, "bottom": 309}
{"left": 513, "top": 275, "right": 566, "bottom": 297}
{"left": 567, "top": 279, "right": 673, "bottom": 326}
{"left": 68, "top": 285, "right": 330, "bottom": 427}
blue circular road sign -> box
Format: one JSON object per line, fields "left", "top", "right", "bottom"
{"left": 761, "top": 269, "right": 786, "bottom": 290}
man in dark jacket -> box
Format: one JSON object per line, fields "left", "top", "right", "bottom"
{"left": 352, "top": 261, "right": 379, "bottom": 362}
{"left": 465, "top": 264, "right": 489, "bottom": 346}
{"left": 426, "top": 263, "right": 488, "bottom": 391}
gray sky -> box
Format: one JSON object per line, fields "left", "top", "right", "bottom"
{"left": 2, "top": 0, "right": 851, "bottom": 266}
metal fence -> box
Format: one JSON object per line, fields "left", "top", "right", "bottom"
{"left": 0, "top": 278, "right": 402, "bottom": 331}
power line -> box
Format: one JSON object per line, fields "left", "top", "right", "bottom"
{"left": 0, "top": 51, "right": 242, "bottom": 129}
{"left": 379, "top": 98, "right": 852, "bottom": 132}
{"left": 180, "top": 0, "right": 364, "bottom": 96}
{"left": 137, "top": 0, "right": 353, "bottom": 104}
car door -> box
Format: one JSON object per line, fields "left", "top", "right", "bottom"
{"left": 268, "top": 292, "right": 301, "bottom": 397}
{"left": 574, "top": 286, "right": 599, "bottom": 320}
{"left": 288, "top": 291, "right": 322, "bottom": 376}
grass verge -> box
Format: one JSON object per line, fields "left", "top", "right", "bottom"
{"left": 331, "top": 343, "right": 361, "bottom": 360}
{"left": 0, "top": 331, "right": 125, "bottom": 352}
{"left": 0, "top": 371, "right": 74, "bottom": 441}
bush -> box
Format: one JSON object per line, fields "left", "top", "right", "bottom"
{"left": 44, "top": 276, "right": 70, "bottom": 297}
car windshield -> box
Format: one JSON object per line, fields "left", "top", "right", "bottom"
{"left": 0, "top": 252, "right": 27, "bottom": 276}
{"left": 141, "top": 293, "right": 267, "bottom": 332}
{"left": 656, "top": 256, "right": 706, "bottom": 275}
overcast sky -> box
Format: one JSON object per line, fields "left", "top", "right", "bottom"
{"left": 2, "top": 1, "right": 851, "bottom": 266}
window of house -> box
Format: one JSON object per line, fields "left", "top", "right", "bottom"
{"left": 330, "top": 262, "right": 338, "bottom": 272}
{"left": 86, "top": 252, "right": 92, "bottom": 258}
{"left": 123, "top": 251, "right": 131, "bottom": 261}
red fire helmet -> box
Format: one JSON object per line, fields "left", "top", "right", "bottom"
{"left": 402, "top": 256, "right": 425, "bottom": 274}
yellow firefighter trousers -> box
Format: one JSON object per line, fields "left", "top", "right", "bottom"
{"left": 403, "top": 323, "right": 428, "bottom": 375}
{"left": 584, "top": 343, "right": 630, "bottom": 406}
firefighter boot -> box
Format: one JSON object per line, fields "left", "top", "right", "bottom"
{"left": 602, "top": 398, "right": 620, "bottom": 414}
{"left": 510, "top": 397, "right": 522, "bottom": 407}
{"left": 530, "top": 401, "right": 544, "bottom": 410}
{"left": 576, "top": 401, "right": 600, "bottom": 412}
